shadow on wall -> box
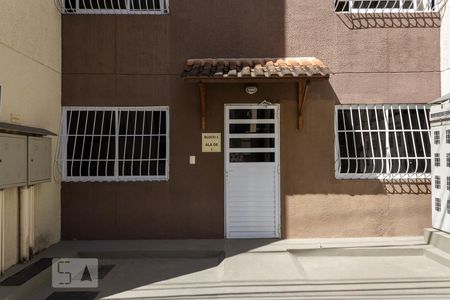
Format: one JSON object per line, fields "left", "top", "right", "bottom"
{"left": 382, "top": 179, "right": 431, "bottom": 194}
{"left": 337, "top": 12, "right": 442, "bottom": 29}
{"left": 281, "top": 80, "right": 430, "bottom": 197}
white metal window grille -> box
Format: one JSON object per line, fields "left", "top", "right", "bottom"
{"left": 61, "top": 107, "right": 169, "bottom": 182}
{"left": 436, "top": 176, "right": 441, "bottom": 189}
{"left": 334, "top": 0, "right": 439, "bottom": 13}
{"left": 436, "top": 198, "right": 441, "bottom": 212}
{"left": 435, "top": 131, "right": 441, "bottom": 145}
{"left": 435, "top": 153, "right": 441, "bottom": 167}
{"left": 446, "top": 130, "right": 450, "bottom": 144}
{"left": 335, "top": 104, "right": 431, "bottom": 179}
{"left": 56, "top": 0, "right": 169, "bottom": 14}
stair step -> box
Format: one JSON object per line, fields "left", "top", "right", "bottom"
{"left": 0, "top": 258, "right": 52, "bottom": 286}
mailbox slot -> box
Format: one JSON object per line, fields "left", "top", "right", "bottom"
{"left": 28, "top": 137, "right": 52, "bottom": 185}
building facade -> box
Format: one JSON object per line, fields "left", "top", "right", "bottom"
{"left": 60, "top": 0, "right": 442, "bottom": 240}
{"left": 0, "top": 1, "right": 61, "bottom": 271}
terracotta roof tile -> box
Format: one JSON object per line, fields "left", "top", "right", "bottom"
{"left": 182, "top": 57, "right": 330, "bottom": 80}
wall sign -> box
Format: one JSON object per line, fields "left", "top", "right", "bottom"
{"left": 202, "top": 133, "right": 221, "bottom": 152}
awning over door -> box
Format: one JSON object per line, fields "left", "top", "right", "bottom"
{"left": 182, "top": 57, "right": 331, "bottom": 131}
{"left": 182, "top": 57, "right": 330, "bottom": 82}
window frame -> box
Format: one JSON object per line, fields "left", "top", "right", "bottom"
{"left": 61, "top": 106, "right": 170, "bottom": 182}
{"left": 435, "top": 130, "right": 441, "bottom": 145}
{"left": 436, "top": 175, "right": 441, "bottom": 189}
{"left": 435, "top": 153, "right": 441, "bottom": 167}
{"left": 334, "top": 104, "right": 431, "bottom": 180}
{"left": 62, "top": 0, "right": 169, "bottom": 15}
{"left": 436, "top": 197, "right": 441, "bottom": 212}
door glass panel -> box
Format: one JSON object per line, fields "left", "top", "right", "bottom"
{"left": 229, "top": 109, "right": 274, "bottom": 120}
{"left": 229, "top": 138, "right": 275, "bottom": 148}
{"left": 229, "top": 124, "right": 274, "bottom": 134}
{"left": 230, "top": 152, "right": 275, "bottom": 163}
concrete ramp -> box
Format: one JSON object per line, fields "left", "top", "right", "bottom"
{"left": 2, "top": 232, "right": 450, "bottom": 299}
{"left": 290, "top": 247, "right": 450, "bottom": 281}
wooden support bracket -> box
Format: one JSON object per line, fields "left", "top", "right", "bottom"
{"left": 200, "top": 82, "right": 206, "bottom": 130}
{"left": 297, "top": 79, "right": 311, "bottom": 130}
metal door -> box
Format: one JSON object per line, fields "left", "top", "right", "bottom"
{"left": 224, "top": 104, "right": 280, "bottom": 239}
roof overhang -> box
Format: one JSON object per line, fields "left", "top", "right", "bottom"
{"left": 430, "top": 93, "right": 450, "bottom": 104}
{"left": 182, "top": 57, "right": 331, "bottom": 83}
{"left": 0, "top": 122, "right": 56, "bottom": 137}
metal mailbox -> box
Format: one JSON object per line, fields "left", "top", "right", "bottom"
{"left": 0, "top": 134, "right": 28, "bottom": 189}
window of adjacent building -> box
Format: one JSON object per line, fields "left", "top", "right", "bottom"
{"left": 61, "top": 107, "right": 169, "bottom": 182}
{"left": 334, "top": 0, "right": 438, "bottom": 13}
{"left": 447, "top": 153, "right": 450, "bottom": 167}
{"left": 436, "top": 198, "right": 441, "bottom": 212}
{"left": 435, "top": 153, "right": 440, "bottom": 167}
{"left": 434, "top": 131, "right": 440, "bottom": 145}
{"left": 446, "top": 130, "right": 450, "bottom": 144}
{"left": 447, "top": 177, "right": 450, "bottom": 191}
{"left": 335, "top": 104, "right": 430, "bottom": 179}
{"left": 436, "top": 176, "right": 441, "bottom": 189}
{"left": 62, "top": 0, "right": 169, "bottom": 14}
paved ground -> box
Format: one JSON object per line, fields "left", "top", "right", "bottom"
{"left": 2, "top": 231, "right": 450, "bottom": 299}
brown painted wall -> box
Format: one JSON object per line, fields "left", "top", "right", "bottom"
{"left": 61, "top": 0, "right": 439, "bottom": 239}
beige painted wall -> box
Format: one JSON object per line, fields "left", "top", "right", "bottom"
{"left": 442, "top": 2, "right": 450, "bottom": 95}
{"left": 0, "top": 0, "right": 61, "bottom": 270}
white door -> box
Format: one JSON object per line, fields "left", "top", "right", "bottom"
{"left": 224, "top": 104, "right": 280, "bottom": 239}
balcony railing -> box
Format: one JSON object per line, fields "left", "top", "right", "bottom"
{"left": 55, "top": 0, "right": 169, "bottom": 15}
{"left": 334, "top": 0, "right": 442, "bottom": 13}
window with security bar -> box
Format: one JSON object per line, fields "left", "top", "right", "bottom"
{"left": 334, "top": 0, "right": 439, "bottom": 13}
{"left": 61, "top": 107, "right": 169, "bottom": 182}
{"left": 335, "top": 105, "right": 431, "bottom": 179}
{"left": 58, "top": 0, "right": 169, "bottom": 14}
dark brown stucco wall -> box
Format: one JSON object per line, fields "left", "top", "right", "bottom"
{"left": 62, "top": 0, "right": 438, "bottom": 239}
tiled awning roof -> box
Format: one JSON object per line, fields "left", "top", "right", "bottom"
{"left": 182, "top": 57, "right": 331, "bottom": 81}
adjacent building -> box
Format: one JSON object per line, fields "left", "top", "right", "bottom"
{"left": 442, "top": 0, "right": 450, "bottom": 95}
{"left": 0, "top": 1, "right": 61, "bottom": 271}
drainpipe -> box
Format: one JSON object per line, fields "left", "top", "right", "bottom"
{"left": 19, "top": 186, "right": 33, "bottom": 262}
{"left": 0, "top": 190, "right": 4, "bottom": 274}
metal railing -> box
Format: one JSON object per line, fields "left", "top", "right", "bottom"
{"left": 334, "top": 0, "right": 442, "bottom": 13}
{"left": 335, "top": 104, "right": 431, "bottom": 180}
{"left": 55, "top": 0, "right": 169, "bottom": 14}
{"left": 60, "top": 107, "right": 170, "bottom": 182}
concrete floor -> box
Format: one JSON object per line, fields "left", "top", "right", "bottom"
{"left": 3, "top": 230, "right": 450, "bottom": 299}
